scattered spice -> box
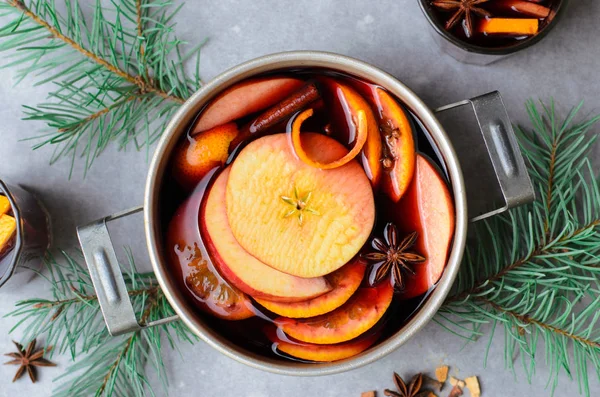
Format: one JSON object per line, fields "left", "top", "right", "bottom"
{"left": 384, "top": 372, "right": 429, "bottom": 397}
{"left": 447, "top": 385, "right": 463, "bottom": 397}
{"left": 3, "top": 339, "right": 56, "bottom": 383}
{"left": 435, "top": 365, "right": 449, "bottom": 383}
{"left": 464, "top": 376, "right": 481, "bottom": 397}
{"left": 363, "top": 223, "right": 425, "bottom": 290}
{"left": 449, "top": 377, "right": 465, "bottom": 388}
{"left": 361, "top": 367, "right": 482, "bottom": 397}
{"left": 423, "top": 375, "right": 443, "bottom": 392}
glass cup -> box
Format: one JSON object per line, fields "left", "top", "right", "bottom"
{"left": 418, "top": 0, "right": 569, "bottom": 65}
{"left": 0, "top": 179, "right": 52, "bottom": 288}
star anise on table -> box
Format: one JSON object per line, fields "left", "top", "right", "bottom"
{"left": 385, "top": 373, "right": 430, "bottom": 397}
{"left": 363, "top": 223, "right": 425, "bottom": 290}
{"left": 4, "top": 339, "right": 56, "bottom": 383}
{"left": 431, "top": 0, "right": 491, "bottom": 37}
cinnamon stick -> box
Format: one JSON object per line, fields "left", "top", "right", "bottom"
{"left": 228, "top": 82, "right": 320, "bottom": 152}
{"left": 500, "top": 0, "right": 551, "bottom": 18}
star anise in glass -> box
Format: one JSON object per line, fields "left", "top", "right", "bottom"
{"left": 385, "top": 373, "right": 430, "bottom": 397}
{"left": 4, "top": 339, "right": 56, "bottom": 383}
{"left": 363, "top": 223, "right": 425, "bottom": 290}
{"left": 431, "top": 0, "right": 491, "bottom": 38}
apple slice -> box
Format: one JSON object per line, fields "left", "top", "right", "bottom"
{"left": 226, "top": 133, "right": 375, "bottom": 278}
{"left": 391, "top": 154, "right": 455, "bottom": 299}
{"left": 202, "top": 168, "right": 332, "bottom": 303}
{"left": 265, "top": 326, "right": 378, "bottom": 362}
{"left": 172, "top": 123, "right": 239, "bottom": 191}
{"left": 375, "top": 88, "right": 416, "bottom": 202}
{"left": 275, "top": 282, "right": 394, "bottom": 344}
{"left": 192, "top": 77, "right": 304, "bottom": 134}
{"left": 320, "top": 78, "right": 383, "bottom": 187}
{"left": 166, "top": 187, "right": 255, "bottom": 320}
{"left": 255, "top": 259, "right": 366, "bottom": 318}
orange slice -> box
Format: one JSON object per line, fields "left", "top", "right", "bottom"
{"left": 265, "top": 326, "right": 378, "bottom": 362}
{"left": 255, "top": 259, "right": 366, "bottom": 318}
{"left": 275, "top": 282, "right": 394, "bottom": 344}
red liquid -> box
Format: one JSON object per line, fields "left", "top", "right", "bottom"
{"left": 160, "top": 69, "right": 453, "bottom": 362}
{"left": 430, "top": 0, "right": 562, "bottom": 48}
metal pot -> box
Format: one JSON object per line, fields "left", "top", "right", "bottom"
{"left": 77, "top": 51, "right": 534, "bottom": 376}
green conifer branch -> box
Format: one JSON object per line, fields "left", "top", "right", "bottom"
{"left": 438, "top": 100, "right": 600, "bottom": 397}
{"left": 0, "top": 0, "right": 205, "bottom": 175}
{"left": 5, "top": 249, "right": 196, "bottom": 396}
{"left": 6, "top": 0, "right": 184, "bottom": 102}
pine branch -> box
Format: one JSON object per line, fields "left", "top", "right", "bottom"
{"left": 6, "top": 249, "right": 197, "bottom": 396}
{"left": 6, "top": 0, "right": 183, "bottom": 102}
{"left": 0, "top": 0, "right": 206, "bottom": 175}
{"left": 438, "top": 99, "right": 600, "bottom": 397}
{"left": 482, "top": 299, "right": 600, "bottom": 351}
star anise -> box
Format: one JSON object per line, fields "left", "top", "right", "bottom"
{"left": 281, "top": 186, "right": 320, "bottom": 226}
{"left": 384, "top": 373, "right": 430, "bottom": 397}
{"left": 4, "top": 339, "right": 56, "bottom": 383}
{"left": 431, "top": 0, "right": 491, "bottom": 38}
{"left": 363, "top": 223, "right": 425, "bottom": 290}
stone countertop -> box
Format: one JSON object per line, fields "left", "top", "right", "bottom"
{"left": 1, "top": 0, "right": 599, "bottom": 396}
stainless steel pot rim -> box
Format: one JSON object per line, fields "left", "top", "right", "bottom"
{"left": 144, "top": 51, "right": 468, "bottom": 376}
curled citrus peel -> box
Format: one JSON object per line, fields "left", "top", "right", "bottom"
{"left": 291, "top": 108, "right": 368, "bottom": 169}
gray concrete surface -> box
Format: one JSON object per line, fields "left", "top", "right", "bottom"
{"left": 1, "top": 0, "right": 599, "bottom": 395}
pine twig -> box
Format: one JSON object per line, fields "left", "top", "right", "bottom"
{"left": 483, "top": 299, "right": 600, "bottom": 350}
{"left": 439, "top": 99, "right": 600, "bottom": 397}
{"left": 6, "top": 0, "right": 184, "bottom": 103}
{"left": 6, "top": 249, "right": 196, "bottom": 397}
{"left": 0, "top": 0, "right": 206, "bottom": 175}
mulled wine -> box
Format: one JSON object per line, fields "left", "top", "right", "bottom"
{"left": 430, "top": 0, "right": 562, "bottom": 48}
{"left": 160, "top": 69, "right": 455, "bottom": 362}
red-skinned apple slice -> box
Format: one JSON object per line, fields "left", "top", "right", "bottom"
{"left": 166, "top": 180, "right": 255, "bottom": 320}
{"left": 390, "top": 154, "right": 455, "bottom": 299}
{"left": 192, "top": 77, "right": 304, "bottom": 134}
{"left": 201, "top": 168, "right": 332, "bottom": 303}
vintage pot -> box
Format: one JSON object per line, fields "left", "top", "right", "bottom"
{"left": 77, "top": 51, "right": 535, "bottom": 376}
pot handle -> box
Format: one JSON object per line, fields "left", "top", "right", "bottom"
{"left": 434, "top": 91, "right": 535, "bottom": 221}
{"left": 77, "top": 206, "right": 179, "bottom": 336}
